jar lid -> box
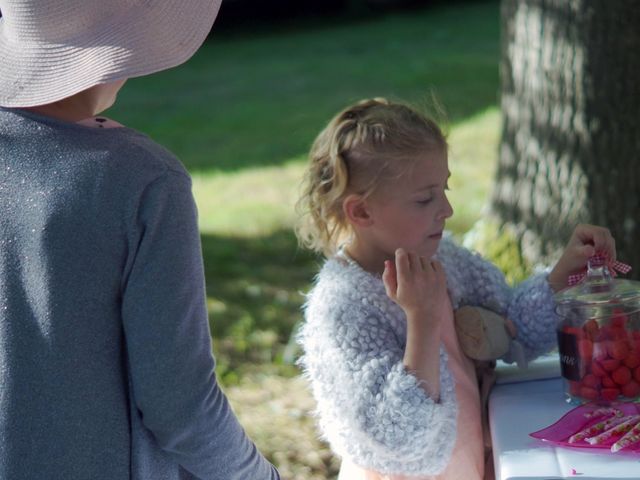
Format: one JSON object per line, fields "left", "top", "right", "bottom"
{"left": 555, "top": 259, "right": 640, "bottom": 312}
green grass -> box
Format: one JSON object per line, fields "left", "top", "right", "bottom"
{"left": 110, "top": 0, "right": 499, "bottom": 174}
{"left": 107, "top": 0, "right": 502, "bottom": 383}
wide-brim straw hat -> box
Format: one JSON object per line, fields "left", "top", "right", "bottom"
{"left": 0, "top": 0, "right": 222, "bottom": 107}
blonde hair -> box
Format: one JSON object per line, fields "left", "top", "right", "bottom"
{"left": 295, "top": 97, "right": 448, "bottom": 256}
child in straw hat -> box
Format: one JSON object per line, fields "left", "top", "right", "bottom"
{"left": 0, "top": 1, "right": 279, "bottom": 479}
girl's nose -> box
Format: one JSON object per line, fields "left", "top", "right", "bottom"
{"left": 439, "top": 195, "right": 454, "bottom": 220}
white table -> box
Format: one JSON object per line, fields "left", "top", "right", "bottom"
{"left": 489, "top": 355, "right": 640, "bottom": 480}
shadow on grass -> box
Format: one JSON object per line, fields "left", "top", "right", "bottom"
{"left": 201, "top": 229, "right": 321, "bottom": 383}
{"left": 110, "top": 0, "right": 500, "bottom": 173}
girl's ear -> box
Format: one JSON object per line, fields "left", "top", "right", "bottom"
{"left": 343, "top": 194, "right": 374, "bottom": 227}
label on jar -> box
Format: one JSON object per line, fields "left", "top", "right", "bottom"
{"left": 557, "top": 330, "right": 581, "bottom": 381}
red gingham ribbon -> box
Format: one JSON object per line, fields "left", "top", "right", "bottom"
{"left": 567, "top": 254, "right": 632, "bottom": 286}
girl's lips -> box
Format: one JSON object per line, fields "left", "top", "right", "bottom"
{"left": 429, "top": 232, "right": 443, "bottom": 239}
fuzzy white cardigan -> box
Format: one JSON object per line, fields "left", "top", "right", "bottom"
{"left": 297, "top": 236, "right": 558, "bottom": 476}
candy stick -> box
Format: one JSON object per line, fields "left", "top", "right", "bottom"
{"left": 611, "top": 421, "right": 640, "bottom": 452}
{"left": 584, "top": 407, "right": 624, "bottom": 419}
{"left": 585, "top": 415, "right": 640, "bottom": 445}
{"left": 568, "top": 415, "right": 630, "bottom": 443}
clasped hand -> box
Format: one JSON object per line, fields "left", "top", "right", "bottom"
{"left": 382, "top": 248, "right": 448, "bottom": 326}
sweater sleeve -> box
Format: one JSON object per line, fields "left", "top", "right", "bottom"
{"left": 439, "top": 237, "right": 558, "bottom": 361}
{"left": 505, "top": 272, "right": 559, "bottom": 360}
{"left": 299, "top": 291, "right": 457, "bottom": 476}
{"left": 121, "top": 171, "right": 279, "bottom": 480}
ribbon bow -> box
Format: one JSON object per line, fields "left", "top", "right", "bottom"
{"left": 567, "top": 254, "right": 632, "bottom": 286}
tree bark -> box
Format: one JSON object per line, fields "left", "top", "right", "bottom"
{"left": 492, "top": 0, "right": 640, "bottom": 276}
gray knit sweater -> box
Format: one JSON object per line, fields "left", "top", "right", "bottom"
{"left": 297, "top": 237, "right": 558, "bottom": 476}
{"left": 0, "top": 108, "right": 279, "bottom": 480}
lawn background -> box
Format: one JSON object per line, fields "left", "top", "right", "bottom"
{"left": 109, "top": 1, "right": 501, "bottom": 477}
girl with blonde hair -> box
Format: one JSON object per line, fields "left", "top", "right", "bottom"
{"left": 296, "top": 97, "right": 615, "bottom": 479}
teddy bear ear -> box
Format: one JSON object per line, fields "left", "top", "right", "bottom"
{"left": 454, "top": 306, "right": 511, "bottom": 361}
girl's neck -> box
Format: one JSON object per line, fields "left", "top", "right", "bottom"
{"left": 343, "top": 237, "right": 391, "bottom": 276}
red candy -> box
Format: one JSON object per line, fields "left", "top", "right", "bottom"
{"left": 580, "top": 386, "right": 599, "bottom": 400}
{"left": 582, "top": 374, "right": 600, "bottom": 389}
{"left": 561, "top": 314, "right": 640, "bottom": 402}
{"left": 624, "top": 352, "right": 640, "bottom": 369}
{"left": 612, "top": 366, "right": 632, "bottom": 386}
{"left": 602, "top": 359, "right": 621, "bottom": 372}
{"left": 601, "top": 387, "right": 621, "bottom": 401}
{"left": 569, "top": 381, "right": 581, "bottom": 396}
{"left": 610, "top": 327, "right": 629, "bottom": 341}
{"left": 622, "top": 381, "right": 640, "bottom": 398}
{"left": 608, "top": 340, "right": 630, "bottom": 360}
{"left": 591, "top": 361, "right": 606, "bottom": 377}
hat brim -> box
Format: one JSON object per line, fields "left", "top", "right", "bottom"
{"left": 0, "top": 0, "right": 222, "bottom": 107}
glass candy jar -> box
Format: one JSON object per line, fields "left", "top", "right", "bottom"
{"left": 555, "top": 260, "right": 640, "bottom": 404}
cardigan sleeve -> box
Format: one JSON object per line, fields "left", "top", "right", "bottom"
{"left": 505, "top": 272, "right": 559, "bottom": 360}
{"left": 438, "top": 237, "right": 558, "bottom": 361}
{"left": 121, "top": 170, "right": 279, "bottom": 480}
{"left": 299, "top": 290, "right": 457, "bottom": 476}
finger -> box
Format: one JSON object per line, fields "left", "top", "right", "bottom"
{"left": 431, "top": 260, "right": 446, "bottom": 282}
{"left": 382, "top": 260, "right": 398, "bottom": 299}
{"left": 579, "top": 243, "right": 596, "bottom": 259}
{"left": 575, "top": 224, "right": 605, "bottom": 246}
{"left": 574, "top": 223, "right": 597, "bottom": 243}
{"left": 574, "top": 224, "right": 616, "bottom": 260}
{"left": 571, "top": 224, "right": 598, "bottom": 255}
{"left": 595, "top": 229, "right": 617, "bottom": 262}
{"left": 407, "top": 251, "right": 420, "bottom": 273}
{"left": 590, "top": 228, "right": 610, "bottom": 255}
{"left": 419, "top": 256, "right": 429, "bottom": 270}
{"left": 395, "top": 248, "right": 410, "bottom": 281}
{"left": 598, "top": 228, "right": 616, "bottom": 261}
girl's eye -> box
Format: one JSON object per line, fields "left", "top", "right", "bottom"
{"left": 417, "top": 198, "right": 433, "bottom": 205}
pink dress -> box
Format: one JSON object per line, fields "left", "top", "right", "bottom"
{"left": 338, "top": 298, "right": 487, "bottom": 480}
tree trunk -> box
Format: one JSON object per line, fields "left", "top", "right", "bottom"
{"left": 492, "top": 0, "right": 640, "bottom": 277}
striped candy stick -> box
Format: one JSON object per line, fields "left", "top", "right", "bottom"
{"left": 585, "top": 415, "right": 640, "bottom": 445}
{"left": 611, "top": 420, "right": 640, "bottom": 453}
{"left": 568, "top": 414, "right": 631, "bottom": 443}
{"left": 584, "top": 407, "right": 624, "bottom": 420}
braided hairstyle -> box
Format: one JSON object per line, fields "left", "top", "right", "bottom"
{"left": 295, "top": 97, "right": 447, "bottom": 256}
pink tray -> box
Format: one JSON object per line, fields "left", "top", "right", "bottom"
{"left": 530, "top": 402, "right": 640, "bottom": 452}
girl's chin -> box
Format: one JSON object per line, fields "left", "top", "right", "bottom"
{"left": 409, "top": 245, "right": 439, "bottom": 260}
{"left": 386, "top": 240, "right": 440, "bottom": 259}
{"left": 422, "top": 241, "right": 442, "bottom": 257}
